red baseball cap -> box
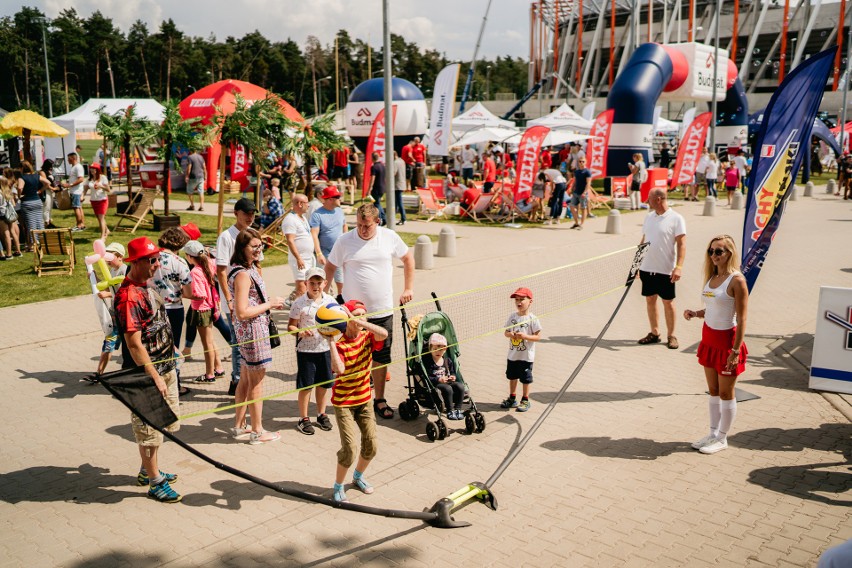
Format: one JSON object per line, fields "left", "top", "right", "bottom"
{"left": 89, "top": 163, "right": 101, "bottom": 172}
{"left": 320, "top": 185, "right": 341, "bottom": 199}
{"left": 343, "top": 299, "right": 366, "bottom": 314}
{"left": 124, "top": 236, "right": 161, "bottom": 262}
{"left": 180, "top": 222, "right": 201, "bottom": 240}
{"left": 510, "top": 287, "right": 533, "bottom": 300}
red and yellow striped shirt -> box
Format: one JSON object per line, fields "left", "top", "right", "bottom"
{"left": 332, "top": 330, "right": 381, "bottom": 407}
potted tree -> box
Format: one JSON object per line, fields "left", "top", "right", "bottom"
{"left": 213, "top": 94, "right": 289, "bottom": 234}
{"left": 94, "top": 104, "right": 152, "bottom": 211}
{"left": 151, "top": 99, "right": 212, "bottom": 230}
{"left": 279, "top": 109, "right": 347, "bottom": 200}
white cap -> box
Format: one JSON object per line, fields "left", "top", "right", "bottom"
{"left": 182, "top": 240, "right": 205, "bottom": 256}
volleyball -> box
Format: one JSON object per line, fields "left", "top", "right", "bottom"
{"left": 315, "top": 303, "right": 348, "bottom": 337}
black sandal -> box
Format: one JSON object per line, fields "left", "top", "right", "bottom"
{"left": 637, "top": 332, "right": 661, "bottom": 345}
{"left": 82, "top": 373, "right": 101, "bottom": 384}
{"left": 373, "top": 398, "right": 394, "bottom": 419}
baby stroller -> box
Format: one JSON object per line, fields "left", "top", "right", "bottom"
{"left": 399, "top": 293, "right": 486, "bottom": 441}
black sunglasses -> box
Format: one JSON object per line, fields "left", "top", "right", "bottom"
{"left": 707, "top": 248, "right": 728, "bottom": 257}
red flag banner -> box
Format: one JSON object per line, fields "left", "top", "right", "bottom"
{"left": 670, "top": 111, "right": 712, "bottom": 189}
{"left": 513, "top": 125, "right": 550, "bottom": 201}
{"left": 119, "top": 149, "right": 127, "bottom": 177}
{"left": 230, "top": 144, "right": 249, "bottom": 185}
{"left": 361, "top": 105, "right": 398, "bottom": 197}
{"left": 586, "top": 109, "right": 614, "bottom": 179}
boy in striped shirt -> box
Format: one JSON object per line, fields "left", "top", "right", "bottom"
{"left": 328, "top": 299, "right": 389, "bottom": 503}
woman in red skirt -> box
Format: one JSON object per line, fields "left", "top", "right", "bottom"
{"left": 684, "top": 234, "right": 749, "bottom": 454}
{"left": 86, "top": 163, "right": 111, "bottom": 240}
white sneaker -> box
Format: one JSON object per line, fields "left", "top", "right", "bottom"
{"left": 691, "top": 434, "right": 716, "bottom": 450}
{"left": 699, "top": 437, "right": 728, "bottom": 454}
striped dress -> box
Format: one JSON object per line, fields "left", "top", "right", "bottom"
{"left": 332, "top": 330, "right": 378, "bottom": 407}
{"left": 227, "top": 265, "right": 272, "bottom": 369}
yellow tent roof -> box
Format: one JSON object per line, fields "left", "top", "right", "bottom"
{"left": 0, "top": 110, "right": 69, "bottom": 137}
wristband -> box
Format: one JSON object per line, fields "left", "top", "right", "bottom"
{"left": 675, "top": 265, "right": 683, "bottom": 269}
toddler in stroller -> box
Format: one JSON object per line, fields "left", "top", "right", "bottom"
{"left": 423, "top": 333, "right": 465, "bottom": 419}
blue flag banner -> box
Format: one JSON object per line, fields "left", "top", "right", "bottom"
{"left": 741, "top": 48, "right": 836, "bottom": 292}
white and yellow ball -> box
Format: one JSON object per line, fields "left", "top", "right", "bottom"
{"left": 315, "top": 303, "right": 348, "bottom": 337}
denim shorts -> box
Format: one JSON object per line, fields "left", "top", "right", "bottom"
{"left": 71, "top": 193, "right": 82, "bottom": 208}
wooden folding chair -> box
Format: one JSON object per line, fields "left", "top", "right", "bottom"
{"left": 113, "top": 189, "right": 160, "bottom": 233}
{"left": 415, "top": 188, "right": 446, "bottom": 222}
{"left": 499, "top": 188, "right": 533, "bottom": 222}
{"left": 32, "top": 228, "right": 76, "bottom": 276}
{"left": 587, "top": 188, "right": 613, "bottom": 211}
{"left": 258, "top": 214, "right": 289, "bottom": 254}
{"left": 461, "top": 192, "right": 497, "bottom": 223}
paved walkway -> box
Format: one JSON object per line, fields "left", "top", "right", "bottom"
{"left": 1, "top": 193, "right": 850, "bottom": 567}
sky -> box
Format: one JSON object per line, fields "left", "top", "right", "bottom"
{"left": 5, "top": 0, "right": 530, "bottom": 61}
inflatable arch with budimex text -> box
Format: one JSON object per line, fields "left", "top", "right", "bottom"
{"left": 606, "top": 42, "right": 748, "bottom": 176}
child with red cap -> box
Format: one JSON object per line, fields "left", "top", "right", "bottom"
{"left": 501, "top": 287, "right": 542, "bottom": 413}
{"left": 326, "top": 299, "right": 389, "bottom": 502}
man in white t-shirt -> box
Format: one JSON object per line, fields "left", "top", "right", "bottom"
{"left": 215, "top": 197, "right": 262, "bottom": 395}
{"left": 637, "top": 188, "right": 686, "bottom": 351}
{"left": 461, "top": 145, "right": 478, "bottom": 184}
{"left": 283, "top": 193, "right": 317, "bottom": 304}
{"left": 733, "top": 150, "right": 749, "bottom": 192}
{"left": 325, "top": 202, "right": 415, "bottom": 419}
{"left": 61, "top": 152, "right": 86, "bottom": 231}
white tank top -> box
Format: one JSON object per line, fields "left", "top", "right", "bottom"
{"left": 702, "top": 272, "right": 738, "bottom": 330}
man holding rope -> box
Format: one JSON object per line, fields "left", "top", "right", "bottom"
{"left": 114, "top": 237, "right": 182, "bottom": 504}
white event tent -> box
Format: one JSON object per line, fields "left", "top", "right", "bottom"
{"left": 451, "top": 102, "right": 515, "bottom": 132}
{"left": 527, "top": 103, "right": 593, "bottom": 132}
{"left": 44, "top": 98, "right": 165, "bottom": 172}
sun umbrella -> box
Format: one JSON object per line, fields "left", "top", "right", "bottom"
{"left": 0, "top": 110, "right": 69, "bottom": 137}
{"left": 0, "top": 110, "right": 69, "bottom": 164}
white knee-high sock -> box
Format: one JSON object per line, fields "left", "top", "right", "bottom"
{"left": 708, "top": 395, "right": 721, "bottom": 437}
{"left": 717, "top": 398, "right": 738, "bottom": 441}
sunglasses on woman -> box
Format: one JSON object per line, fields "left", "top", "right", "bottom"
{"left": 707, "top": 247, "right": 728, "bottom": 257}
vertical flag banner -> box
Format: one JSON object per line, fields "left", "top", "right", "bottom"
{"left": 586, "top": 109, "right": 614, "bottom": 180}
{"left": 670, "top": 112, "right": 712, "bottom": 189}
{"left": 581, "top": 101, "right": 597, "bottom": 122}
{"left": 679, "top": 107, "right": 697, "bottom": 140}
{"left": 427, "top": 64, "right": 460, "bottom": 157}
{"left": 361, "top": 106, "right": 397, "bottom": 197}
{"left": 513, "top": 125, "right": 550, "bottom": 201}
{"left": 230, "top": 144, "right": 249, "bottom": 189}
{"left": 741, "top": 47, "right": 836, "bottom": 292}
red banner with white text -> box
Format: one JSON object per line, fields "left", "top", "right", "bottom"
{"left": 669, "top": 111, "right": 712, "bottom": 189}
{"left": 230, "top": 144, "right": 249, "bottom": 190}
{"left": 513, "top": 125, "right": 550, "bottom": 201}
{"left": 361, "top": 106, "right": 397, "bottom": 197}
{"left": 586, "top": 109, "right": 614, "bottom": 179}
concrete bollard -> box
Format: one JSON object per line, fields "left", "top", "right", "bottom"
{"left": 804, "top": 181, "right": 814, "bottom": 197}
{"left": 414, "top": 235, "right": 434, "bottom": 270}
{"left": 826, "top": 179, "right": 836, "bottom": 194}
{"left": 605, "top": 209, "right": 622, "bottom": 234}
{"left": 703, "top": 196, "right": 716, "bottom": 216}
{"left": 437, "top": 226, "right": 456, "bottom": 257}
{"left": 789, "top": 185, "right": 798, "bottom": 201}
{"left": 730, "top": 191, "right": 744, "bottom": 210}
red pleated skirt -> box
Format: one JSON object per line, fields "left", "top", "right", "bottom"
{"left": 697, "top": 323, "right": 748, "bottom": 377}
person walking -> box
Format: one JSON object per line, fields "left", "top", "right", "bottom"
{"left": 324, "top": 203, "right": 415, "bottom": 420}
{"left": 392, "top": 151, "right": 407, "bottom": 225}
{"left": 114, "top": 236, "right": 182, "bottom": 503}
{"left": 86, "top": 163, "right": 111, "bottom": 241}
{"left": 368, "top": 152, "right": 387, "bottom": 225}
{"left": 61, "top": 153, "right": 86, "bottom": 231}
{"left": 228, "top": 228, "right": 286, "bottom": 445}
{"left": 184, "top": 148, "right": 207, "bottom": 211}
{"left": 283, "top": 193, "right": 316, "bottom": 306}
{"left": 637, "top": 188, "right": 686, "bottom": 351}
{"left": 683, "top": 234, "right": 749, "bottom": 454}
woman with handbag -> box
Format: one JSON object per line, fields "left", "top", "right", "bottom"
{"left": 0, "top": 171, "right": 22, "bottom": 260}
{"left": 17, "top": 161, "right": 47, "bottom": 250}
{"left": 228, "top": 227, "right": 286, "bottom": 445}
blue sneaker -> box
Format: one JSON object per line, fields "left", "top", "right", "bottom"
{"left": 516, "top": 399, "right": 531, "bottom": 412}
{"left": 500, "top": 396, "right": 519, "bottom": 409}
{"left": 333, "top": 484, "right": 348, "bottom": 502}
{"left": 137, "top": 470, "right": 178, "bottom": 486}
{"left": 147, "top": 479, "right": 182, "bottom": 503}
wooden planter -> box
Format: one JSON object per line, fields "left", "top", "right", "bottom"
{"left": 153, "top": 213, "right": 181, "bottom": 231}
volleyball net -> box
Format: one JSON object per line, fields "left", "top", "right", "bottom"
{"left": 169, "top": 246, "right": 637, "bottom": 421}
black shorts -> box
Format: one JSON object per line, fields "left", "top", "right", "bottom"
{"left": 332, "top": 165, "right": 348, "bottom": 180}
{"left": 368, "top": 315, "right": 394, "bottom": 365}
{"left": 640, "top": 270, "right": 676, "bottom": 301}
{"left": 296, "top": 351, "right": 333, "bottom": 389}
{"left": 506, "top": 360, "right": 534, "bottom": 384}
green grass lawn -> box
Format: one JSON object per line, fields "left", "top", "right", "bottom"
{"left": 1, "top": 205, "right": 433, "bottom": 308}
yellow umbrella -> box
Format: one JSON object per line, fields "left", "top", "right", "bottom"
{"left": 0, "top": 110, "right": 69, "bottom": 164}
{"left": 0, "top": 110, "right": 68, "bottom": 137}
